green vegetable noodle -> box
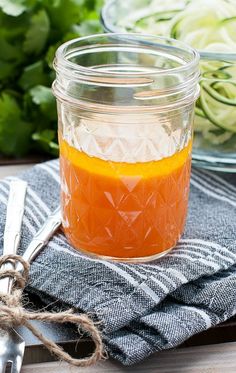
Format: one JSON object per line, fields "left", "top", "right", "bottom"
{"left": 0, "top": 0, "right": 103, "bottom": 157}
{"left": 114, "top": 0, "right": 236, "bottom": 147}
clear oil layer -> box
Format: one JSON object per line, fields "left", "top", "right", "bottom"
{"left": 59, "top": 135, "right": 192, "bottom": 260}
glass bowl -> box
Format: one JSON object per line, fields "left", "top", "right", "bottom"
{"left": 101, "top": 0, "right": 236, "bottom": 172}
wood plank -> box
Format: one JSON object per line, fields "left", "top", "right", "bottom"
{"left": 0, "top": 155, "right": 49, "bottom": 166}
{"left": 22, "top": 341, "right": 236, "bottom": 373}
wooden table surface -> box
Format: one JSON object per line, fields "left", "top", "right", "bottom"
{"left": 1, "top": 163, "right": 236, "bottom": 373}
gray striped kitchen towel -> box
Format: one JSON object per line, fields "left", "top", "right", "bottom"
{"left": 0, "top": 159, "right": 236, "bottom": 365}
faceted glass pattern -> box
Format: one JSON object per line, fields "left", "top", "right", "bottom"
{"left": 59, "top": 128, "right": 192, "bottom": 261}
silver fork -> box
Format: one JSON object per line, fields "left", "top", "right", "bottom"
{"left": 0, "top": 188, "right": 61, "bottom": 373}
{"left": 20, "top": 206, "right": 61, "bottom": 265}
{"left": 0, "top": 180, "right": 27, "bottom": 373}
{"left": 1, "top": 206, "right": 61, "bottom": 373}
{"left": 0, "top": 180, "right": 61, "bottom": 373}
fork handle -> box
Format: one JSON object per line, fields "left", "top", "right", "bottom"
{"left": 0, "top": 180, "right": 27, "bottom": 295}
{"left": 9, "top": 206, "right": 61, "bottom": 295}
{"left": 10, "top": 206, "right": 62, "bottom": 279}
{"left": 22, "top": 206, "right": 61, "bottom": 264}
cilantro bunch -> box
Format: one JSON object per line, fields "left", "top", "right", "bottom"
{"left": 0, "top": 0, "right": 103, "bottom": 157}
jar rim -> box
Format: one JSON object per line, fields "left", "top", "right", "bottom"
{"left": 54, "top": 32, "right": 199, "bottom": 79}
{"left": 53, "top": 33, "right": 200, "bottom": 112}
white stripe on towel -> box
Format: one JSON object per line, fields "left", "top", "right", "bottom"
{"left": 191, "top": 173, "right": 236, "bottom": 202}
{"left": 190, "top": 178, "right": 236, "bottom": 208}
{"left": 193, "top": 169, "right": 236, "bottom": 196}
{"left": 37, "top": 164, "right": 60, "bottom": 183}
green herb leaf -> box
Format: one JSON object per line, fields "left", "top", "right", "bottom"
{"left": 18, "top": 61, "right": 49, "bottom": 90}
{"left": 29, "top": 85, "right": 57, "bottom": 120}
{"left": 24, "top": 9, "right": 50, "bottom": 55}
{"left": 0, "top": 34, "right": 23, "bottom": 62}
{"left": 0, "top": 93, "right": 33, "bottom": 156}
{"left": 0, "top": 0, "right": 104, "bottom": 158}
{"left": 45, "top": 0, "right": 83, "bottom": 34}
{"left": 0, "top": 61, "right": 17, "bottom": 81}
{"left": 0, "top": 0, "right": 26, "bottom": 17}
{"left": 32, "top": 129, "right": 59, "bottom": 156}
{"left": 73, "top": 18, "right": 102, "bottom": 36}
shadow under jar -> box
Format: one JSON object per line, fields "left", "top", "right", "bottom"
{"left": 53, "top": 33, "right": 200, "bottom": 262}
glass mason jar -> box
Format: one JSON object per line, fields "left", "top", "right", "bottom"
{"left": 53, "top": 33, "right": 200, "bottom": 262}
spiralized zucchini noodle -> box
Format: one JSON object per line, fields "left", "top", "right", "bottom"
{"left": 116, "top": 0, "right": 236, "bottom": 145}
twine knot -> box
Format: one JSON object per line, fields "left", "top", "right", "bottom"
{"left": 0, "top": 303, "right": 25, "bottom": 327}
{"left": 0, "top": 254, "right": 105, "bottom": 367}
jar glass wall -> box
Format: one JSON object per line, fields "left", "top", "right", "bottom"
{"left": 53, "top": 33, "right": 200, "bottom": 262}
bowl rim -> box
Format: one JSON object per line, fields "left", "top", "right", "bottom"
{"left": 101, "top": 0, "right": 236, "bottom": 61}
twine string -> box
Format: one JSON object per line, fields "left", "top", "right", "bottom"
{"left": 0, "top": 254, "right": 105, "bottom": 367}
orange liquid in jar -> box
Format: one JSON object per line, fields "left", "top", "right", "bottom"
{"left": 60, "top": 137, "right": 192, "bottom": 260}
